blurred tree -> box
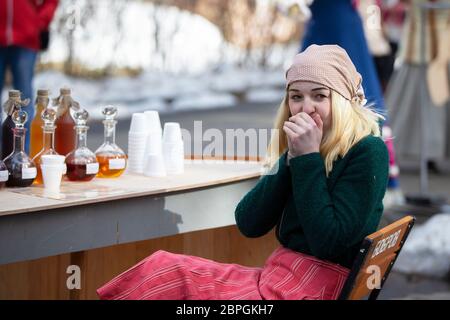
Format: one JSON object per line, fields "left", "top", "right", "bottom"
{"left": 146, "top": 0, "right": 302, "bottom": 68}
{"left": 150, "top": 0, "right": 182, "bottom": 72}
{"left": 52, "top": 0, "right": 97, "bottom": 75}
{"left": 105, "top": 0, "right": 130, "bottom": 76}
{"left": 45, "top": 0, "right": 303, "bottom": 76}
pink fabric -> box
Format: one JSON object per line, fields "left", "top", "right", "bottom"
{"left": 97, "top": 247, "right": 349, "bottom": 300}
{"left": 382, "top": 125, "right": 400, "bottom": 180}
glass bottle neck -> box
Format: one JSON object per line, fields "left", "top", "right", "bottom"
{"left": 12, "top": 128, "right": 26, "bottom": 153}
{"left": 103, "top": 120, "right": 116, "bottom": 145}
{"left": 75, "top": 126, "right": 89, "bottom": 149}
{"left": 42, "top": 127, "right": 56, "bottom": 151}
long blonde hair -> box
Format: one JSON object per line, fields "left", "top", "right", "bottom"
{"left": 265, "top": 89, "right": 384, "bottom": 176}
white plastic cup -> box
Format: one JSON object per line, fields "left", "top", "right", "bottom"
{"left": 145, "top": 132, "right": 163, "bottom": 155}
{"left": 163, "top": 141, "right": 184, "bottom": 174}
{"left": 41, "top": 164, "right": 65, "bottom": 192}
{"left": 128, "top": 131, "right": 148, "bottom": 139}
{"left": 163, "top": 122, "right": 182, "bottom": 143}
{"left": 144, "top": 111, "right": 162, "bottom": 136}
{"left": 128, "top": 129, "right": 148, "bottom": 172}
{"left": 129, "top": 113, "right": 147, "bottom": 133}
{"left": 129, "top": 147, "right": 147, "bottom": 153}
{"left": 144, "top": 153, "right": 166, "bottom": 177}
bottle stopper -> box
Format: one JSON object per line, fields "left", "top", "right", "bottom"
{"left": 41, "top": 108, "right": 57, "bottom": 128}
{"left": 12, "top": 110, "right": 28, "bottom": 129}
{"left": 102, "top": 105, "right": 118, "bottom": 121}
{"left": 73, "top": 109, "right": 89, "bottom": 127}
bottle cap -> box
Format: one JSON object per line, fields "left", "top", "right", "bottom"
{"left": 37, "top": 89, "right": 50, "bottom": 97}
{"left": 9, "top": 90, "right": 20, "bottom": 98}
{"left": 60, "top": 88, "right": 71, "bottom": 95}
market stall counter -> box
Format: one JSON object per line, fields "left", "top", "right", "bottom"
{"left": 0, "top": 159, "right": 264, "bottom": 265}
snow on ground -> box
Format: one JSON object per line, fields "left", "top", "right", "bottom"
{"left": 172, "top": 92, "right": 238, "bottom": 112}
{"left": 394, "top": 213, "right": 450, "bottom": 278}
{"left": 246, "top": 87, "right": 285, "bottom": 104}
{"left": 1, "top": 66, "right": 286, "bottom": 121}
{"left": 19, "top": 67, "right": 286, "bottom": 120}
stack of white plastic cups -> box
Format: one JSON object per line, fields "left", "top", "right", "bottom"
{"left": 162, "top": 122, "right": 184, "bottom": 175}
{"left": 143, "top": 111, "right": 166, "bottom": 177}
{"left": 128, "top": 113, "right": 148, "bottom": 173}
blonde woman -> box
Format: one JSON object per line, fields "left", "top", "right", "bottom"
{"left": 97, "top": 45, "right": 389, "bottom": 300}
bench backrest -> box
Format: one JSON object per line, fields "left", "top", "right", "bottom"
{"left": 338, "top": 215, "right": 416, "bottom": 300}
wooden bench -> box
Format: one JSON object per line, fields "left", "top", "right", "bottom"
{"left": 338, "top": 215, "right": 416, "bottom": 300}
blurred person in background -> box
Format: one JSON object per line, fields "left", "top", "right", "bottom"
{"left": 356, "top": 0, "right": 408, "bottom": 92}
{"left": 299, "top": 0, "right": 402, "bottom": 205}
{"left": 385, "top": 0, "right": 450, "bottom": 172}
{"left": 0, "top": 0, "right": 58, "bottom": 154}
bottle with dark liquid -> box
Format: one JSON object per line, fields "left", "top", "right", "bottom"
{"left": 53, "top": 88, "right": 79, "bottom": 156}
{"left": 2, "top": 90, "right": 30, "bottom": 159}
{"left": 65, "top": 109, "right": 98, "bottom": 181}
{"left": 95, "top": 106, "right": 127, "bottom": 178}
{"left": 30, "top": 90, "right": 50, "bottom": 159}
{"left": 32, "top": 108, "right": 59, "bottom": 185}
{"left": 3, "top": 110, "right": 37, "bottom": 187}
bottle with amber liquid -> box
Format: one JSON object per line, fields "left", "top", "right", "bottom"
{"left": 3, "top": 110, "right": 37, "bottom": 187}
{"left": 65, "top": 109, "right": 98, "bottom": 181}
{"left": 32, "top": 108, "right": 59, "bottom": 185}
{"left": 30, "top": 90, "right": 50, "bottom": 159}
{"left": 2, "top": 90, "right": 30, "bottom": 159}
{"left": 95, "top": 106, "right": 127, "bottom": 178}
{"left": 53, "top": 88, "right": 79, "bottom": 156}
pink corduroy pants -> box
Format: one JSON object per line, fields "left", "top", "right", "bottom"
{"left": 97, "top": 246, "right": 349, "bottom": 300}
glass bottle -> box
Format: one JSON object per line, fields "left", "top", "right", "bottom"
{"left": 30, "top": 89, "right": 50, "bottom": 159}
{"left": 32, "top": 108, "right": 59, "bottom": 185}
{"left": 3, "top": 110, "right": 37, "bottom": 187}
{"left": 54, "top": 88, "right": 80, "bottom": 156}
{"left": 95, "top": 106, "right": 127, "bottom": 178}
{"left": 2, "top": 90, "right": 30, "bottom": 159}
{"left": 65, "top": 109, "right": 98, "bottom": 181}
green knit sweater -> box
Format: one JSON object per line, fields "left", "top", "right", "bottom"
{"left": 235, "top": 135, "right": 389, "bottom": 269}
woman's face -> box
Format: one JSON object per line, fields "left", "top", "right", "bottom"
{"left": 287, "top": 81, "right": 332, "bottom": 133}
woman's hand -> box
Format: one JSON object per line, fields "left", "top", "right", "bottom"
{"left": 283, "top": 112, "right": 323, "bottom": 158}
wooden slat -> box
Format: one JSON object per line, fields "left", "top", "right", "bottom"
{"left": 366, "top": 216, "right": 414, "bottom": 241}
{"left": 348, "top": 253, "right": 396, "bottom": 300}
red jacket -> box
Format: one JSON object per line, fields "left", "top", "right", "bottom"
{"left": 0, "top": 0, "right": 58, "bottom": 51}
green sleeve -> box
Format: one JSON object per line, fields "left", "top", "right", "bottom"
{"left": 289, "top": 139, "right": 389, "bottom": 260}
{"left": 235, "top": 153, "right": 291, "bottom": 238}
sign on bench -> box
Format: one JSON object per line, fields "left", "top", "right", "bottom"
{"left": 338, "top": 215, "right": 416, "bottom": 300}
